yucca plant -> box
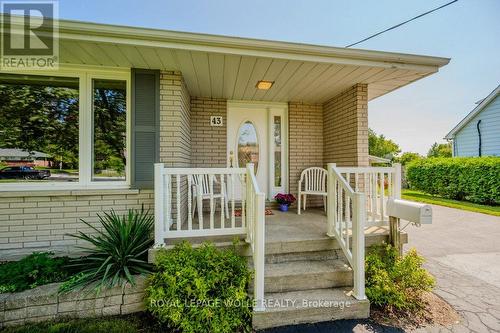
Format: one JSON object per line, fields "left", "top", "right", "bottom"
{"left": 60, "top": 208, "right": 154, "bottom": 293}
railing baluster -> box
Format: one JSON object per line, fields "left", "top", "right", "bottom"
{"left": 220, "top": 174, "right": 225, "bottom": 229}
{"left": 165, "top": 174, "right": 171, "bottom": 228}
{"left": 176, "top": 174, "right": 181, "bottom": 230}
{"left": 187, "top": 175, "right": 192, "bottom": 230}
{"left": 371, "top": 172, "right": 377, "bottom": 223}
{"left": 209, "top": 174, "right": 214, "bottom": 230}
{"left": 379, "top": 172, "right": 384, "bottom": 220}
{"left": 231, "top": 173, "right": 235, "bottom": 228}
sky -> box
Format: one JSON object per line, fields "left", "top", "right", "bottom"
{"left": 56, "top": 0, "right": 500, "bottom": 155}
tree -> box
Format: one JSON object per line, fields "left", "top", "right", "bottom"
{"left": 396, "top": 152, "right": 423, "bottom": 165}
{"left": 0, "top": 84, "right": 79, "bottom": 169}
{"left": 427, "top": 142, "right": 452, "bottom": 158}
{"left": 369, "top": 128, "right": 401, "bottom": 159}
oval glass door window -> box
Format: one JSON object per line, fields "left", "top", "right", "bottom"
{"left": 237, "top": 121, "right": 259, "bottom": 173}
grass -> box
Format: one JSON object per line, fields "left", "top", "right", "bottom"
{"left": 0, "top": 313, "right": 168, "bottom": 333}
{"left": 402, "top": 190, "right": 500, "bottom": 217}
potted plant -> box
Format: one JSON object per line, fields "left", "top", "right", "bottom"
{"left": 274, "top": 193, "right": 296, "bottom": 212}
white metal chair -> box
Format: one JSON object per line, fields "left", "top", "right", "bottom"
{"left": 192, "top": 174, "right": 229, "bottom": 219}
{"left": 298, "top": 167, "right": 327, "bottom": 215}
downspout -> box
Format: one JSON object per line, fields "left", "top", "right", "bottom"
{"left": 476, "top": 120, "right": 482, "bottom": 157}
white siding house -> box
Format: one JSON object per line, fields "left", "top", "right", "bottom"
{"left": 445, "top": 85, "right": 500, "bottom": 157}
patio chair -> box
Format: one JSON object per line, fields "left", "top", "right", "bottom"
{"left": 298, "top": 167, "right": 327, "bottom": 215}
{"left": 192, "top": 174, "right": 229, "bottom": 219}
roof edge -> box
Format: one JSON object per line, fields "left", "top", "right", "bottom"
{"left": 445, "top": 84, "right": 500, "bottom": 139}
{"left": 1, "top": 14, "right": 451, "bottom": 68}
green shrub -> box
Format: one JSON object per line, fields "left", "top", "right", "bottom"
{"left": 146, "top": 242, "right": 252, "bottom": 333}
{"left": 365, "top": 244, "right": 435, "bottom": 311}
{"left": 60, "top": 208, "right": 154, "bottom": 293}
{"left": 406, "top": 157, "right": 500, "bottom": 205}
{"left": 0, "top": 252, "right": 73, "bottom": 293}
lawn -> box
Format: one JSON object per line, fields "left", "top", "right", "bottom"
{"left": 402, "top": 190, "right": 500, "bottom": 217}
{"left": 0, "top": 313, "right": 167, "bottom": 333}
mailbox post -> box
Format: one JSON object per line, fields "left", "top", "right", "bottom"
{"left": 386, "top": 198, "right": 433, "bottom": 255}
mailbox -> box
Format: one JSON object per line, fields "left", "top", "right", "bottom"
{"left": 386, "top": 198, "right": 432, "bottom": 225}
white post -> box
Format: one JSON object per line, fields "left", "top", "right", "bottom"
{"left": 154, "top": 163, "right": 165, "bottom": 246}
{"left": 253, "top": 192, "right": 266, "bottom": 312}
{"left": 326, "top": 163, "right": 336, "bottom": 237}
{"left": 394, "top": 163, "right": 402, "bottom": 199}
{"left": 352, "top": 192, "right": 366, "bottom": 300}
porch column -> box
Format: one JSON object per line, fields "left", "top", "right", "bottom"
{"left": 323, "top": 83, "right": 369, "bottom": 167}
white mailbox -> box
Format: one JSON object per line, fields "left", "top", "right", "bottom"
{"left": 386, "top": 198, "right": 432, "bottom": 226}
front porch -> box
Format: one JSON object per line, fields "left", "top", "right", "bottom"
{"left": 152, "top": 162, "right": 403, "bottom": 328}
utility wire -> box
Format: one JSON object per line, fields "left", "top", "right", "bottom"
{"left": 345, "top": 0, "right": 459, "bottom": 48}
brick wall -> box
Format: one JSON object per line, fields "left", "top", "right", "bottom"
{"left": 159, "top": 71, "right": 191, "bottom": 166}
{"left": 190, "top": 97, "right": 227, "bottom": 167}
{"left": 0, "top": 190, "right": 154, "bottom": 259}
{"left": 323, "top": 84, "right": 369, "bottom": 167}
{"left": 288, "top": 102, "right": 324, "bottom": 207}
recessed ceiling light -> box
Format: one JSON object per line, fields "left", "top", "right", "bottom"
{"left": 256, "top": 80, "right": 274, "bottom": 90}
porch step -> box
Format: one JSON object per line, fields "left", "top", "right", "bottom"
{"left": 252, "top": 288, "right": 370, "bottom": 330}
{"left": 264, "top": 259, "right": 352, "bottom": 293}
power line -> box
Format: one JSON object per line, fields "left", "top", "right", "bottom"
{"left": 345, "top": 0, "right": 459, "bottom": 48}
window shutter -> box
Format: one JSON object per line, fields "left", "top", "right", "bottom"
{"left": 131, "top": 69, "right": 159, "bottom": 189}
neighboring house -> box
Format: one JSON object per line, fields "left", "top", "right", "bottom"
{"left": 0, "top": 148, "right": 50, "bottom": 167}
{"left": 0, "top": 15, "right": 449, "bottom": 328}
{"left": 445, "top": 85, "right": 500, "bottom": 157}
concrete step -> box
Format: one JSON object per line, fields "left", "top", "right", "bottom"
{"left": 252, "top": 288, "right": 370, "bottom": 330}
{"left": 263, "top": 259, "right": 353, "bottom": 293}
{"left": 264, "top": 249, "right": 339, "bottom": 264}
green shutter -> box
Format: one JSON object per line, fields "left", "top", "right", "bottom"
{"left": 131, "top": 69, "right": 159, "bottom": 189}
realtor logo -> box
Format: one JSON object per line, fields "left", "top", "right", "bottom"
{"left": 1, "top": 0, "right": 59, "bottom": 69}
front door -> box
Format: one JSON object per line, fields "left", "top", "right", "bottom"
{"left": 227, "top": 101, "right": 287, "bottom": 200}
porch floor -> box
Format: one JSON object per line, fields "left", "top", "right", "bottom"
{"left": 168, "top": 208, "right": 394, "bottom": 245}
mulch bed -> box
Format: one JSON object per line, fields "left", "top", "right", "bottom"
{"left": 370, "top": 291, "right": 461, "bottom": 330}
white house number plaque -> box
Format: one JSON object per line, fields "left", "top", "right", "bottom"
{"left": 210, "top": 116, "right": 223, "bottom": 127}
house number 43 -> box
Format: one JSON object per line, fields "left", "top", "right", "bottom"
{"left": 210, "top": 116, "right": 223, "bottom": 126}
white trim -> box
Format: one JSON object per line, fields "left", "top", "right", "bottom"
{"left": 0, "top": 65, "right": 131, "bottom": 192}
{"left": 2, "top": 15, "right": 449, "bottom": 70}
{"left": 445, "top": 85, "right": 500, "bottom": 139}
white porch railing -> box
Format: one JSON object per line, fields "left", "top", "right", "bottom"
{"left": 153, "top": 163, "right": 265, "bottom": 311}
{"left": 326, "top": 163, "right": 366, "bottom": 300}
{"left": 336, "top": 164, "right": 401, "bottom": 226}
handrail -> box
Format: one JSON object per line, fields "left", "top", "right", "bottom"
{"left": 335, "top": 164, "right": 401, "bottom": 225}
{"left": 245, "top": 163, "right": 265, "bottom": 312}
{"left": 327, "top": 163, "right": 366, "bottom": 300}
{"left": 153, "top": 163, "right": 266, "bottom": 311}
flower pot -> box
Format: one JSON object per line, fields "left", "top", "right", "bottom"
{"left": 278, "top": 203, "right": 289, "bottom": 212}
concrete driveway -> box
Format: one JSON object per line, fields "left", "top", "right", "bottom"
{"left": 405, "top": 205, "right": 500, "bottom": 333}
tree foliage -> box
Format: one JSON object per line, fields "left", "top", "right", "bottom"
{"left": 0, "top": 82, "right": 126, "bottom": 172}
{"left": 427, "top": 142, "right": 452, "bottom": 158}
{"left": 395, "top": 152, "right": 423, "bottom": 166}
{"left": 368, "top": 128, "right": 401, "bottom": 159}
{"left": 0, "top": 84, "right": 79, "bottom": 168}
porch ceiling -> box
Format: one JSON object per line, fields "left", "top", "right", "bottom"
{"left": 9, "top": 15, "right": 450, "bottom": 103}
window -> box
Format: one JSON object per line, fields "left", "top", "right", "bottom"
{"left": 273, "top": 116, "right": 282, "bottom": 187}
{"left": 0, "top": 68, "right": 130, "bottom": 190}
{"left": 0, "top": 74, "right": 79, "bottom": 183}
{"left": 237, "top": 121, "right": 259, "bottom": 173}
{"left": 92, "top": 79, "right": 127, "bottom": 181}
